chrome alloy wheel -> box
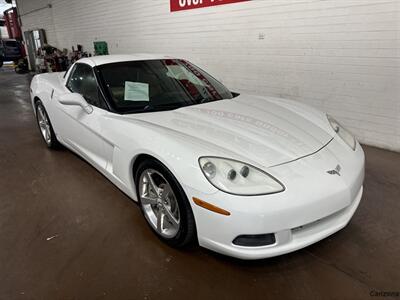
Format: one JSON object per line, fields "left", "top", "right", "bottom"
{"left": 139, "top": 169, "right": 181, "bottom": 238}
{"left": 37, "top": 105, "right": 51, "bottom": 144}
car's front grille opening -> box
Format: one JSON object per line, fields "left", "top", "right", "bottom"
{"left": 233, "top": 233, "right": 276, "bottom": 247}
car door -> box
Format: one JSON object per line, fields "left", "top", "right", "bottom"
{"left": 53, "top": 63, "right": 109, "bottom": 169}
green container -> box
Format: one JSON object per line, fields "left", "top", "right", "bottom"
{"left": 94, "top": 41, "right": 109, "bottom": 55}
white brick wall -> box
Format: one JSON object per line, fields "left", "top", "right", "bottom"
{"left": 18, "top": 0, "right": 400, "bottom": 151}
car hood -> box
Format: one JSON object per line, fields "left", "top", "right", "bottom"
{"left": 126, "top": 95, "right": 334, "bottom": 168}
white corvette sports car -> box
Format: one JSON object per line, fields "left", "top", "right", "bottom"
{"left": 30, "top": 54, "right": 365, "bottom": 260}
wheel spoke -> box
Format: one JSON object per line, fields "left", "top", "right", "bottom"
{"left": 160, "top": 184, "right": 172, "bottom": 201}
{"left": 157, "top": 210, "right": 165, "bottom": 233}
{"left": 163, "top": 205, "right": 179, "bottom": 227}
{"left": 141, "top": 195, "right": 158, "bottom": 206}
{"left": 45, "top": 129, "right": 50, "bottom": 141}
{"left": 38, "top": 108, "right": 45, "bottom": 120}
{"left": 146, "top": 171, "right": 158, "bottom": 194}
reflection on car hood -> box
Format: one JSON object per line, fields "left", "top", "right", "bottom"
{"left": 129, "top": 94, "right": 334, "bottom": 167}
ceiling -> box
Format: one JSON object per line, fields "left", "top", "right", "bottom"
{"left": 0, "top": 0, "right": 12, "bottom": 15}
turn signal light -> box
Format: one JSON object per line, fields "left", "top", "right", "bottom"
{"left": 192, "top": 197, "right": 231, "bottom": 216}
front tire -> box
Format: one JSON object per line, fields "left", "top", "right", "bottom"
{"left": 135, "top": 159, "right": 196, "bottom": 247}
{"left": 35, "top": 100, "right": 60, "bottom": 149}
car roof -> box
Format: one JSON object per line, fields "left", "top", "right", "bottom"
{"left": 78, "top": 54, "right": 177, "bottom": 67}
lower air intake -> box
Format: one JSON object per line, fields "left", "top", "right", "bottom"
{"left": 233, "top": 233, "right": 276, "bottom": 247}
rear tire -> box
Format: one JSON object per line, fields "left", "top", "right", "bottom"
{"left": 135, "top": 159, "right": 197, "bottom": 247}
{"left": 35, "top": 100, "right": 60, "bottom": 149}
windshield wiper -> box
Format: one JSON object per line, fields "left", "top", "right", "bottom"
{"left": 191, "top": 94, "right": 211, "bottom": 104}
{"left": 143, "top": 102, "right": 190, "bottom": 112}
{"left": 123, "top": 103, "right": 190, "bottom": 114}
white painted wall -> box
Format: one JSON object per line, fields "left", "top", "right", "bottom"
{"left": 0, "top": 2, "right": 12, "bottom": 38}
{"left": 17, "top": 0, "right": 400, "bottom": 151}
{"left": 0, "top": 1, "right": 12, "bottom": 13}
{"left": 0, "top": 26, "right": 8, "bottom": 39}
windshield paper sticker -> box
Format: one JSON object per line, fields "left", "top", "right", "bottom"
{"left": 124, "top": 81, "right": 149, "bottom": 101}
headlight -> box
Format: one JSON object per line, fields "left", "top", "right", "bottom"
{"left": 327, "top": 115, "right": 356, "bottom": 150}
{"left": 199, "top": 157, "right": 285, "bottom": 196}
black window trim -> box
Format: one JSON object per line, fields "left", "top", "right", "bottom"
{"left": 63, "top": 63, "right": 74, "bottom": 79}
{"left": 64, "top": 63, "right": 78, "bottom": 89}
{"left": 65, "top": 62, "right": 111, "bottom": 111}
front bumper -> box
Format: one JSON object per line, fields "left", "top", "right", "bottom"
{"left": 184, "top": 137, "right": 365, "bottom": 260}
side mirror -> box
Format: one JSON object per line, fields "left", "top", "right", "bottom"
{"left": 58, "top": 93, "right": 93, "bottom": 114}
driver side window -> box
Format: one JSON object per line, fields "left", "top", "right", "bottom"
{"left": 66, "top": 63, "right": 106, "bottom": 109}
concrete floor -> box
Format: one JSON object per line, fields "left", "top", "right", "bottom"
{"left": 0, "top": 67, "right": 399, "bottom": 300}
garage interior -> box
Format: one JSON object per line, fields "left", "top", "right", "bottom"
{"left": 0, "top": 0, "right": 399, "bottom": 299}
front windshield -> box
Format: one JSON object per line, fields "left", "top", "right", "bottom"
{"left": 97, "top": 59, "right": 233, "bottom": 113}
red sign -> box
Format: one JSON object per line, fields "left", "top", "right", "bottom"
{"left": 170, "top": 0, "right": 250, "bottom": 12}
